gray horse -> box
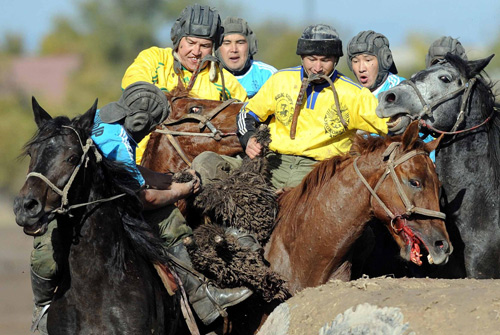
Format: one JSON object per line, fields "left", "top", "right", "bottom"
{"left": 376, "top": 53, "right": 500, "bottom": 279}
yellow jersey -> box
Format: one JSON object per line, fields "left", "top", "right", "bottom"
{"left": 239, "top": 66, "right": 387, "bottom": 161}
{"left": 122, "top": 46, "right": 248, "bottom": 164}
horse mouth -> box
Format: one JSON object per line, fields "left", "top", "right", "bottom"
{"left": 386, "top": 115, "right": 412, "bottom": 134}
{"left": 22, "top": 213, "right": 54, "bottom": 236}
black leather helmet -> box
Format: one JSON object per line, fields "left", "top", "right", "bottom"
{"left": 170, "top": 4, "right": 222, "bottom": 50}
{"left": 426, "top": 36, "right": 468, "bottom": 68}
{"left": 296, "top": 24, "right": 343, "bottom": 57}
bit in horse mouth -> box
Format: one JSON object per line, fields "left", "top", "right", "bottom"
{"left": 22, "top": 213, "right": 52, "bottom": 236}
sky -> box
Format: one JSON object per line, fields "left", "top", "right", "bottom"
{"left": 1, "top": 0, "right": 499, "bottom": 54}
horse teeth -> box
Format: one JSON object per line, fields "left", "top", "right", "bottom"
{"left": 427, "top": 254, "right": 434, "bottom": 264}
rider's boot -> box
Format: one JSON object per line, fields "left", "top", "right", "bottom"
{"left": 30, "top": 269, "right": 56, "bottom": 335}
{"left": 168, "top": 243, "right": 253, "bottom": 325}
{"left": 225, "top": 227, "right": 263, "bottom": 253}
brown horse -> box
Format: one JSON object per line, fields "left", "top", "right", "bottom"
{"left": 264, "top": 121, "right": 453, "bottom": 294}
{"left": 141, "top": 88, "right": 244, "bottom": 173}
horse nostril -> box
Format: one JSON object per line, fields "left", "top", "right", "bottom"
{"left": 435, "top": 239, "right": 450, "bottom": 253}
{"left": 385, "top": 93, "right": 396, "bottom": 103}
{"left": 23, "top": 198, "right": 41, "bottom": 213}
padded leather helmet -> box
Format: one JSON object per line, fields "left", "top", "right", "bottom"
{"left": 426, "top": 36, "right": 468, "bottom": 68}
{"left": 296, "top": 24, "right": 343, "bottom": 57}
{"left": 347, "top": 30, "right": 397, "bottom": 89}
{"left": 219, "top": 17, "right": 258, "bottom": 56}
{"left": 170, "top": 4, "right": 221, "bottom": 50}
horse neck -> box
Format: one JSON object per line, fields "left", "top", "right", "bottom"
{"left": 435, "top": 88, "right": 500, "bottom": 265}
{"left": 267, "top": 155, "right": 382, "bottom": 291}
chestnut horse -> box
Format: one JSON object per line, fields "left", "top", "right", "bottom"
{"left": 141, "top": 88, "right": 244, "bottom": 173}
{"left": 265, "top": 121, "right": 452, "bottom": 294}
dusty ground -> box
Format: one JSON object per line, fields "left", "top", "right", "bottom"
{"left": 0, "top": 194, "right": 33, "bottom": 335}
{"left": 3, "top": 193, "right": 500, "bottom": 335}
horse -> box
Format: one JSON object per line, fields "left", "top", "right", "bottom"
{"left": 376, "top": 53, "right": 500, "bottom": 279}
{"left": 377, "top": 55, "right": 500, "bottom": 278}
{"left": 13, "top": 98, "right": 182, "bottom": 334}
{"left": 141, "top": 87, "right": 245, "bottom": 173}
{"left": 209, "top": 122, "right": 452, "bottom": 334}
{"left": 264, "top": 121, "right": 452, "bottom": 293}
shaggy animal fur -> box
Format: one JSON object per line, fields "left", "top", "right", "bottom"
{"left": 193, "top": 125, "right": 277, "bottom": 243}
{"left": 189, "top": 125, "right": 290, "bottom": 302}
{"left": 188, "top": 223, "right": 290, "bottom": 302}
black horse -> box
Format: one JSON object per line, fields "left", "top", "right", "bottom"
{"left": 376, "top": 54, "right": 500, "bottom": 278}
{"left": 13, "top": 98, "right": 182, "bottom": 334}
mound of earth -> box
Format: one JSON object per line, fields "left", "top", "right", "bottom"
{"left": 258, "top": 277, "right": 500, "bottom": 335}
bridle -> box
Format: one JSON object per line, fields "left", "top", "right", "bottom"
{"left": 154, "top": 96, "right": 239, "bottom": 167}
{"left": 26, "top": 126, "right": 125, "bottom": 216}
{"left": 353, "top": 141, "right": 446, "bottom": 231}
{"left": 406, "top": 71, "right": 494, "bottom": 136}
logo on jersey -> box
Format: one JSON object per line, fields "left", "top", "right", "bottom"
{"left": 275, "top": 93, "right": 294, "bottom": 126}
{"left": 324, "top": 104, "right": 349, "bottom": 138}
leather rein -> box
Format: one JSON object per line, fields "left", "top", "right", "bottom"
{"left": 353, "top": 142, "right": 446, "bottom": 235}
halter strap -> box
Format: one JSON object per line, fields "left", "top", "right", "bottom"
{"left": 353, "top": 143, "right": 446, "bottom": 222}
{"left": 26, "top": 126, "right": 125, "bottom": 215}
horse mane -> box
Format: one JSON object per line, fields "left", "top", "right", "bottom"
{"left": 277, "top": 134, "right": 403, "bottom": 226}
{"left": 446, "top": 54, "right": 500, "bottom": 183}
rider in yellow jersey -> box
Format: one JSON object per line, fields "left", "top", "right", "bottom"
{"left": 194, "top": 24, "right": 387, "bottom": 189}
{"left": 123, "top": 25, "right": 247, "bottom": 164}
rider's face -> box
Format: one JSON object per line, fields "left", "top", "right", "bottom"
{"left": 218, "top": 34, "right": 249, "bottom": 72}
{"left": 351, "top": 54, "right": 379, "bottom": 90}
{"left": 177, "top": 36, "right": 214, "bottom": 72}
{"left": 302, "top": 55, "right": 337, "bottom": 78}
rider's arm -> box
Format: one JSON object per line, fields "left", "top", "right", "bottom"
{"left": 140, "top": 180, "right": 199, "bottom": 210}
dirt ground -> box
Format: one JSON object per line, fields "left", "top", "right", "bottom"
{"left": 3, "top": 193, "right": 500, "bottom": 335}
{"left": 0, "top": 194, "right": 33, "bottom": 335}
{"left": 258, "top": 277, "right": 500, "bottom": 335}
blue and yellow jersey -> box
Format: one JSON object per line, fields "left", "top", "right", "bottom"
{"left": 122, "top": 46, "right": 248, "bottom": 164}
{"left": 238, "top": 66, "right": 387, "bottom": 161}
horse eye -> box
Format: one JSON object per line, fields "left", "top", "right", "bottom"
{"left": 439, "top": 75, "right": 451, "bottom": 83}
{"left": 409, "top": 179, "right": 422, "bottom": 188}
{"left": 189, "top": 106, "right": 202, "bottom": 114}
{"left": 67, "top": 155, "right": 80, "bottom": 165}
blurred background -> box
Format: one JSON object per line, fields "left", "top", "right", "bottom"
{"left": 0, "top": 1, "right": 498, "bottom": 333}
{"left": 0, "top": 0, "right": 499, "bottom": 199}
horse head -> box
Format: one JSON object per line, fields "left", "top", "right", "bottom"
{"left": 13, "top": 97, "right": 97, "bottom": 236}
{"left": 142, "top": 87, "right": 244, "bottom": 172}
{"left": 367, "top": 121, "right": 452, "bottom": 265}
{"left": 376, "top": 54, "right": 495, "bottom": 135}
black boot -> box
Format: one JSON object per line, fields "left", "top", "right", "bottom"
{"left": 30, "top": 268, "right": 56, "bottom": 335}
{"left": 225, "top": 227, "right": 263, "bottom": 253}
{"left": 168, "top": 243, "right": 253, "bottom": 325}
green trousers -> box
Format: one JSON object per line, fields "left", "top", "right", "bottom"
{"left": 191, "top": 151, "right": 317, "bottom": 189}
{"left": 30, "top": 204, "right": 192, "bottom": 281}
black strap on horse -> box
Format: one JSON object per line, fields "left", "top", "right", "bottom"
{"left": 353, "top": 142, "right": 446, "bottom": 233}
{"left": 290, "top": 72, "right": 346, "bottom": 139}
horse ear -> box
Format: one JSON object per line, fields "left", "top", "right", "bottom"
{"left": 75, "top": 99, "right": 98, "bottom": 136}
{"left": 400, "top": 120, "right": 420, "bottom": 151}
{"left": 423, "top": 134, "right": 443, "bottom": 154}
{"left": 32, "top": 97, "right": 52, "bottom": 128}
{"left": 466, "top": 54, "right": 494, "bottom": 78}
